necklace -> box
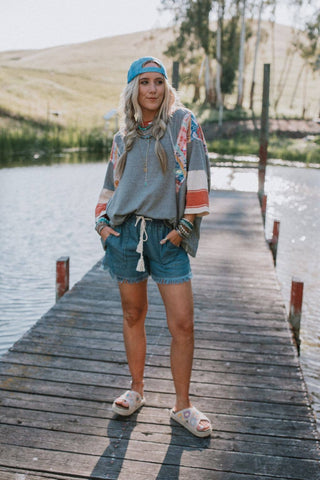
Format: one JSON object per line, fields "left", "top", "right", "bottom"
{"left": 139, "top": 120, "right": 153, "bottom": 129}
{"left": 138, "top": 137, "right": 151, "bottom": 186}
{"left": 137, "top": 123, "right": 153, "bottom": 139}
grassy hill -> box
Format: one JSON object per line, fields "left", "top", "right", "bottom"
{"left": 0, "top": 22, "right": 319, "bottom": 131}
{"left": 0, "top": 28, "right": 175, "bottom": 129}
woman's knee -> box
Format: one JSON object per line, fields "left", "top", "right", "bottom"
{"left": 123, "top": 304, "right": 148, "bottom": 328}
{"left": 170, "top": 316, "right": 194, "bottom": 340}
{"left": 119, "top": 280, "right": 148, "bottom": 328}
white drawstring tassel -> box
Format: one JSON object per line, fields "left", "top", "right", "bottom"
{"left": 136, "top": 256, "right": 145, "bottom": 272}
{"left": 135, "top": 216, "right": 148, "bottom": 272}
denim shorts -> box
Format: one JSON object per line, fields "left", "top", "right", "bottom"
{"left": 102, "top": 216, "right": 192, "bottom": 284}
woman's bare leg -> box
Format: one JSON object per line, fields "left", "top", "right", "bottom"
{"left": 157, "top": 280, "right": 194, "bottom": 411}
{"left": 158, "top": 280, "right": 210, "bottom": 431}
{"left": 115, "top": 279, "right": 148, "bottom": 407}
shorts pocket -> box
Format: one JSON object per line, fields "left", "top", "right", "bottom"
{"left": 101, "top": 236, "right": 108, "bottom": 251}
{"left": 161, "top": 240, "right": 182, "bottom": 264}
{"left": 167, "top": 240, "right": 181, "bottom": 250}
{"left": 102, "top": 230, "right": 119, "bottom": 251}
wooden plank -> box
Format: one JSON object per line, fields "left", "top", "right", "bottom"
{"left": 0, "top": 470, "right": 85, "bottom": 480}
{"left": 13, "top": 330, "right": 297, "bottom": 357}
{"left": 21, "top": 321, "right": 295, "bottom": 345}
{"left": 0, "top": 466, "right": 282, "bottom": 480}
{"left": 1, "top": 351, "right": 303, "bottom": 380}
{"left": 0, "top": 402, "right": 317, "bottom": 440}
{"left": 8, "top": 338, "right": 301, "bottom": 367}
{"left": 1, "top": 388, "right": 312, "bottom": 422}
{"left": 0, "top": 361, "right": 307, "bottom": 393}
{"left": 0, "top": 440, "right": 319, "bottom": 480}
{"left": 34, "top": 313, "right": 293, "bottom": 337}
{"left": 0, "top": 374, "right": 309, "bottom": 407}
{"left": 37, "top": 309, "right": 292, "bottom": 332}
{"left": 1, "top": 422, "right": 318, "bottom": 460}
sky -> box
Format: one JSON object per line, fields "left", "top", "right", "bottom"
{"left": 0, "top": 0, "right": 172, "bottom": 52}
{"left": 0, "top": 0, "right": 319, "bottom": 53}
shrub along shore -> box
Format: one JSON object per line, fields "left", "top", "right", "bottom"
{"left": 1, "top": 116, "right": 319, "bottom": 167}
{"left": 0, "top": 121, "right": 113, "bottom": 167}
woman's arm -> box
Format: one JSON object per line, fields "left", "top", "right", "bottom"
{"left": 95, "top": 137, "right": 120, "bottom": 241}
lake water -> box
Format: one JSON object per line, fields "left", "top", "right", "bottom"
{"left": 0, "top": 158, "right": 319, "bottom": 430}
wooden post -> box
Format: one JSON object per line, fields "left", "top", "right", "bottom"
{"left": 172, "top": 61, "right": 179, "bottom": 90}
{"left": 56, "top": 256, "right": 69, "bottom": 301}
{"left": 258, "top": 64, "right": 270, "bottom": 204}
{"left": 268, "top": 220, "right": 280, "bottom": 266}
{"left": 261, "top": 194, "right": 267, "bottom": 226}
{"left": 289, "top": 278, "right": 304, "bottom": 355}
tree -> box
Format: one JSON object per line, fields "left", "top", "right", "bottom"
{"left": 273, "top": 0, "right": 318, "bottom": 115}
{"left": 237, "top": 0, "right": 247, "bottom": 107}
{"left": 215, "top": 0, "right": 224, "bottom": 115}
{"left": 161, "top": 0, "right": 255, "bottom": 110}
{"left": 249, "top": 0, "right": 264, "bottom": 110}
{"left": 274, "top": 45, "right": 297, "bottom": 114}
{"left": 161, "top": 0, "right": 214, "bottom": 103}
{"left": 291, "top": 8, "right": 320, "bottom": 116}
{"left": 162, "top": 0, "right": 242, "bottom": 107}
{"left": 221, "top": 0, "right": 243, "bottom": 97}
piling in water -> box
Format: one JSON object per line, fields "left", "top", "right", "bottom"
{"left": 56, "top": 256, "right": 69, "bottom": 301}
{"left": 289, "top": 278, "right": 304, "bottom": 355}
{"left": 267, "top": 220, "right": 280, "bottom": 266}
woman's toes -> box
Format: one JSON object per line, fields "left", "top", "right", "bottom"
{"left": 197, "top": 420, "right": 211, "bottom": 431}
{"left": 116, "top": 398, "right": 129, "bottom": 408}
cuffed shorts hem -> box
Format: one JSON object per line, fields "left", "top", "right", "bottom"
{"left": 100, "top": 262, "right": 149, "bottom": 284}
{"left": 152, "top": 271, "right": 193, "bottom": 285}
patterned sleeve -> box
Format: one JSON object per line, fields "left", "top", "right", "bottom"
{"left": 94, "top": 137, "right": 118, "bottom": 223}
{"left": 184, "top": 112, "right": 210, "bottom": 216}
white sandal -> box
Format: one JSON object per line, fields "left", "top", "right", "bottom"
{"left": 112, "top": 390, "right": 145, "bottom": 416}
{"left": 170, "top": 406, "right": 212, "bottom": 437}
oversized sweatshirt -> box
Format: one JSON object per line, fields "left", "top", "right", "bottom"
{"left": 95, "top": 107, "right": 211, "bottom": 257}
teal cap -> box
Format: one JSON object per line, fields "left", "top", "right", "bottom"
{"left": 127, "top": 56, "right": 168, "bottom": 83}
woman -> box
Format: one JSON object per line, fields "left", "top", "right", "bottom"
{"left": 95, "top": 56, "right": 212, "bottom": 437}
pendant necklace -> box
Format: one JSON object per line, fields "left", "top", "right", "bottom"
{"left": 137, "top": 122, "right": 153, "bottom": 186}
{"left": 138, "top": 137, "right": 151, "bottom": 187}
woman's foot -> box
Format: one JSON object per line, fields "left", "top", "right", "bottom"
{"left": 115, "top": 380, "right": 144, "bottom": 409}
{"left": 172, "top": 402, "right": 211, "bottom": 434}
{"left": 112, "top": 387, "right": 145, "bottom": 417}
{"left": 170, "top": 405, "right": 212, "bottom": 437}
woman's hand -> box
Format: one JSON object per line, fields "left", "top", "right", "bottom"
{"left": 160, "top": 229, "right": 182, "bottom": 247}
{"left": 100, "top": 225, "right": 120, "bottom": 242}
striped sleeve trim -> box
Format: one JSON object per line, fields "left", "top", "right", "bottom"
{"left": 185, "top": 192, "right": 209, "bottom": 215}
{"left": 185, "top": 170, "right": 209, "bottom": 215}
{"left": 95, "top": 188, "right": 114, "bottom": 221}
{"left": 184, "top": 205, "right": 209, "bottom": 216}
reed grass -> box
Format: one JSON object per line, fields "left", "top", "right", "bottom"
{"left": 1, "top": 115, "right": 319, "bottom": 168}
{"left": 207, "top": 133, "right": 320, "bottom": 164}
{"left": 0, "top": 124, "right": 113, "bottom": 166}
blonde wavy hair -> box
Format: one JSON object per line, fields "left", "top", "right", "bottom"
{"left": 116, "top": 61, "right": 181, "bottom": 178}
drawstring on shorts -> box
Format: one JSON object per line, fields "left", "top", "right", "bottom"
{"left": 135, "top": 216, "right": 151, "bottom": 272}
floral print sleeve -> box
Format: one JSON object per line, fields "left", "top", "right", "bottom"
{"left": 173, "top": 111, "right": 210, "bottom": 216}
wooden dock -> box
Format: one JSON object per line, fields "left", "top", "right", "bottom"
{"left": 0, "top": 190, "right": 319, "bottom": 480}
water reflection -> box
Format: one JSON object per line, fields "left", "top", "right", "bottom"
{"left": 265, "top": 166, "right": 320, "bottom": 432}
{"left": 211, "top": 167, "right": 258, "bottom": 192}
{"left": 1, "top": 150, "right": 106, "bottom": 169}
